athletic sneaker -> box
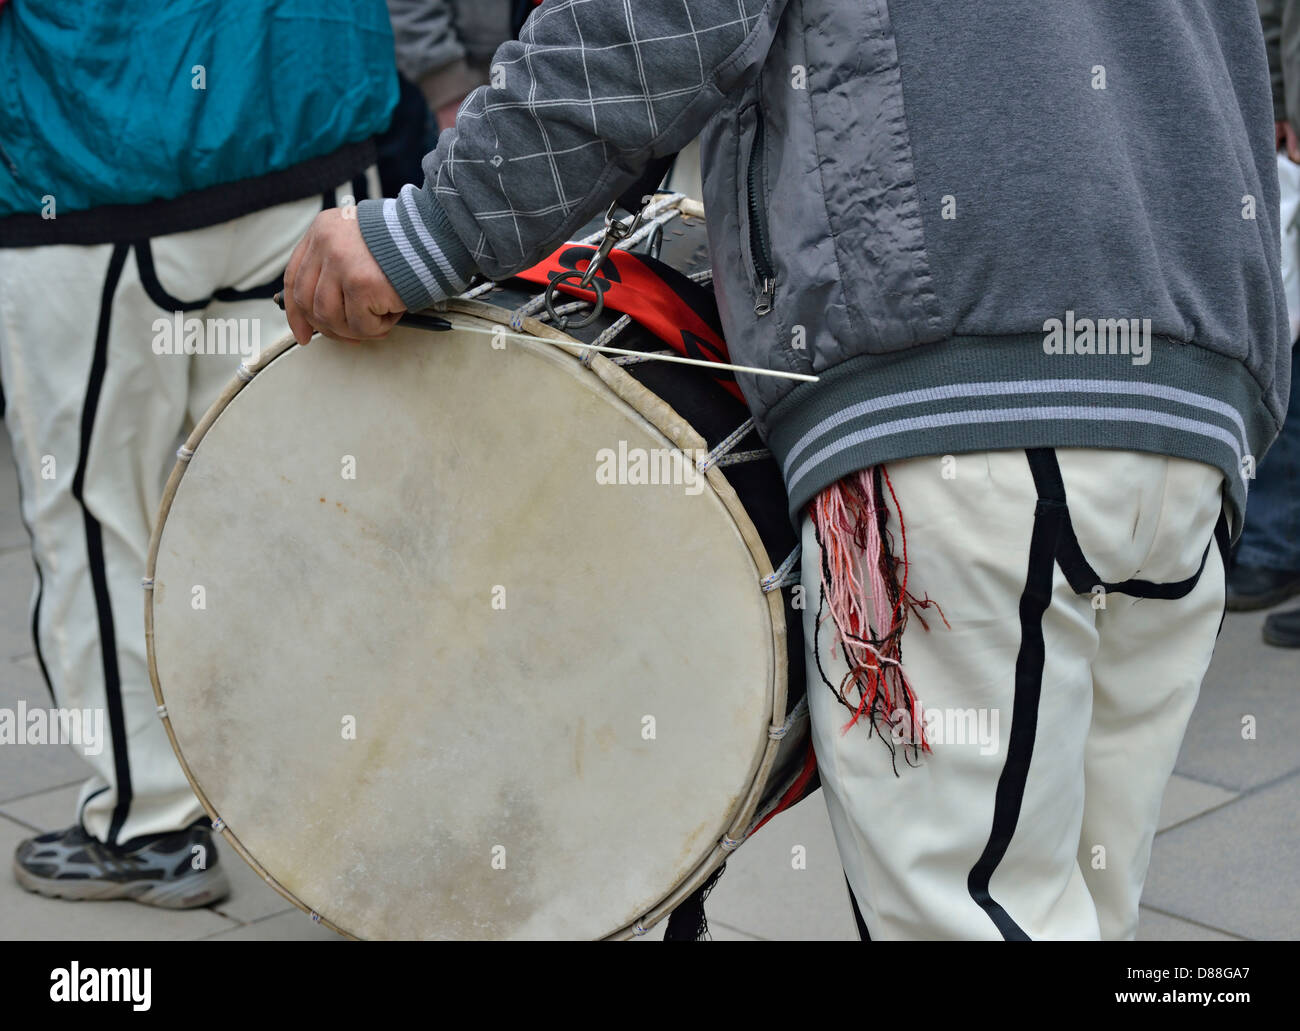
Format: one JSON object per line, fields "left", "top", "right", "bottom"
{"left": 13, "top": 822, "right": 230, "bottom": 909}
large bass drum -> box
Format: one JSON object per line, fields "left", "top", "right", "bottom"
{"left": 145, "top": 194, "right": 810, "bottom": 939}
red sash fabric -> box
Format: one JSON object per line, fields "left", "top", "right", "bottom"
{"left": 515, "top": 244, "right": 743, "bottom": 401}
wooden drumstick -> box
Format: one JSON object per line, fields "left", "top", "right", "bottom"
{"left": 271, "top": 292, "right": 819, "bottom": 384}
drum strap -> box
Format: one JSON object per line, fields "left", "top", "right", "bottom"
{"left": 514, "top": 245, "right": 743, "bottom": 401}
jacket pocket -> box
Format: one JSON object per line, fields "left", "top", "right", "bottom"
{"left": 737, "top": 102, "right": 776, "bottom": 317}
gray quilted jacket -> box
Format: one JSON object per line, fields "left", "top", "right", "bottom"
{"left": 361, "top": 0, "right": 1289, "bottom": 531}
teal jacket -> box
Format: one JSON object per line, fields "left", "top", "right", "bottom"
{"left": 0, "top": 0, "right": 396, "bottom": 227}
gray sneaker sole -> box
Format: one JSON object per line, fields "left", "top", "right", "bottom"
{"left": 13, "top": 857, "right": 231, "bottom": 909}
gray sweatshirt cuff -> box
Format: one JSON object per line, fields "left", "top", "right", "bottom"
{"left": 358, "top": 186, "right": 479, "bottom": 311}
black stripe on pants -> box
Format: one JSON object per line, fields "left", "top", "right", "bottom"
{"left": 847, "top": 876, "right": 872, "bottom": 940}
{"left": 71, "top": 243, "right": 134, "bottom": 846}
{"left": 965, "top": 453, "right": 1062, "bottom": 941}
{"left": 966, "top": 448, "right": 1227, "bottom": 940}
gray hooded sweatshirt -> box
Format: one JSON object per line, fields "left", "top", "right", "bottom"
{"left": 360, "top": 0, "right": 1289, "bottom": 533}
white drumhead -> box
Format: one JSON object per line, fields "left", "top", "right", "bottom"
{"left": 148, "top": 315, "right": 777, "bottom": 939}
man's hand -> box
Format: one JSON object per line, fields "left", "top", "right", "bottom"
{"left": 282, "top": 208, "right": 406, "bottom": 346}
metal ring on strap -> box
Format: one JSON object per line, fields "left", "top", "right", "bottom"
{"left": 543, "top": 270, "right": 606, "bottom": 331}
{"left": 642, "top": 222, "right": 664, "bottom": 261}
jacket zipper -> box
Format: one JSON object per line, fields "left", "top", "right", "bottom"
{"left": 746, "top": 109, "right": 776, "bottom": 316}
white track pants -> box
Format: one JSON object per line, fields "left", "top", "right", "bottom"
{"left": 0, "top": 177, "right": 374, "bottom": 845}
{"left": 803, "top": 448, "right": 1228, "bottom": 940}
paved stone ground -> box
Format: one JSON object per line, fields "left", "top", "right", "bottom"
{"left": 0, "top": 422, "right": 1293, "bottom": 941}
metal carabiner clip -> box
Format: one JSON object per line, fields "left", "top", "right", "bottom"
{"left": 542, "top": 200, "right": 643, "bottom": 330}
{"left": 580, "top": 200, "right": 644, "bottom": 287}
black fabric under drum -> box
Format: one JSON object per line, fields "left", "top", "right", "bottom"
{"left": 476, "top": 212, "right": 806, "bottom": 723}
